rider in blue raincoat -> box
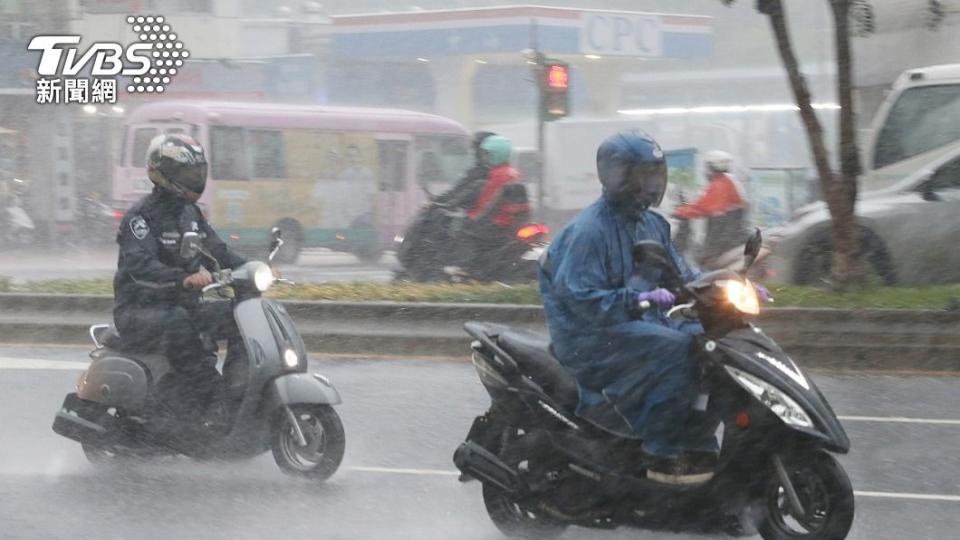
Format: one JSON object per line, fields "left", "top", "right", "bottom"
{"left": 539, "top": 130, "right": 719, "bottom": 481}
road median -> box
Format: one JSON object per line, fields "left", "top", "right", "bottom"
{"left": 0, "top": 293, "right": 956, "bottom": 371}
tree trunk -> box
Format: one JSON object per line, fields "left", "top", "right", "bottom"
{"left": 829, "top": 0, "right": 865, "bottom": 285}
{"left": 763, "top": 0, "right": 862, "bottom": 286}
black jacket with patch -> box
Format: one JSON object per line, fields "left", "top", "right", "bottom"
{"left": 113, "top": 190, "right": 247, "bottom": 314}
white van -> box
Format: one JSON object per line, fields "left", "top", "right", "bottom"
{"left": 862, "top": 64, "right": 960, "bottom": 190}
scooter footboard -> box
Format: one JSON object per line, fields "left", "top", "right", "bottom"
{"left": 264, "top": 373, "right": 342, "bottom": 411}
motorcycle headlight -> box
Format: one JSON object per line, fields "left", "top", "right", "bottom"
{"left": 725, "top": 366, "right": 813, "bottom": 428}
{"left": 252, "top": 262, "right": 274, "bottom": 292}
{"left": 719, "top": 279, "right": 759, "bottom": 315}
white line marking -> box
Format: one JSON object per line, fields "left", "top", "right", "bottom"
{"left": 854, "top": 491, "right": 960, "bottom": 503}
{"left": 347, "top": 466, "right": 460, "bottom": 477}
{"left": 839, "top": 415, "right": 960, "bottom": 426}
{"left": 0, "top": 357, "right": 87, "bottom": 370}
{"left": 345, "top": 467, "right": 960, "bottom": 502}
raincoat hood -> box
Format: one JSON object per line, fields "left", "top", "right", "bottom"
{"left": 597, "top": 130, "right": 667, "bottom": 213}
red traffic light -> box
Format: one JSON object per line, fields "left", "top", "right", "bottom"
{"left": 545, "top": 63, "right": 569, "bottom": 90}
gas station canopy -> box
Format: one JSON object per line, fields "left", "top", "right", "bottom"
{"left": 330, "top": 5, "right": 713, "bottom": 60}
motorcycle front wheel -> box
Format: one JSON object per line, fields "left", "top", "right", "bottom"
{"left": 272, "top": 404, "right": 345, "bottom": 481}
{"left": 757, "top": 450, "right": 855, "bottom": 540}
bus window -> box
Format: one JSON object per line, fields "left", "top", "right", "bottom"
{"left": 130, "top": 127, "right": 158, "bottom": 166}
{"left": 377, "top": 141, "right": 409, "bottom": 192}
{"left": 249, "top": 130, "right": 286, "bottom": 178}
{"left": 414, "top": 135, "right": 471, "bottom": 186}
{"left": 874, "top": 84, "right": 960, "bottom": 169}
{"left": 210, "top": 126, "right": 249, "bottom": 180}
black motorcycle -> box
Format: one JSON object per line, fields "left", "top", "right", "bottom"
{"left": 395, "top": 183, "right": 548, "bottom": 283}
{"left": 454, "top": 230, "right": 854, "bottom": 539}
{"left": 53, "top": 229, "right": 345, "bottom": 480}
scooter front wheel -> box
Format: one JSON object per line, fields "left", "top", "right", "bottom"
{"left": 757, "top": 450, "right": 854, "bottom": 540}
{"left": 272, "top": 404, "right": 345, "bottom": 481}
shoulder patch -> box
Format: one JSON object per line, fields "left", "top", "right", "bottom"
{"left": 130, "top": 216, "right": 150, "bottom": 240}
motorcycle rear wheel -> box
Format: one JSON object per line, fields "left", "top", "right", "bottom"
{"left": 272, "top": 404, "right": 345, "bottom": 481}
{"left": 482, "top": 482, "right": 567, "bottom": 540}
{"left": 757, "top": 450, "right": 854, "bottom": 540}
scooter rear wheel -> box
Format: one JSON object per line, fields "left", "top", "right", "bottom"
{"left": 81, "top": 442, "right": 135, "bottom": 468}
{"left": 271, "top": 404, "right": 345, "bottom": 481}
{"left": 757, "top": 450, "right": 854, "bottom": 540}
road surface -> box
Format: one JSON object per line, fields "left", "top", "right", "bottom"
{"left": 0, "top": 345, "right": 958, "bottom": 539}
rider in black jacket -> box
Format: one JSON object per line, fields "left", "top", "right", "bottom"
{"left": 113, "top": 133, "right": 247, "bottom": 421}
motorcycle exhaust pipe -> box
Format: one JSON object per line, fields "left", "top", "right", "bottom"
{"left": 453, "top": 441, "right": 521, "bottom": 493}
{"left": 52, "top": 410, "right": 107, "bottom": 443}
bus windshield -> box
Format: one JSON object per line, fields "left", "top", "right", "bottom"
{"left": 873, "top": 84, "right": 960, "bottom": 170}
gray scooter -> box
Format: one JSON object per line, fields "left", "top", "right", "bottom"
{"left": 52, "top": 229, "right": 345, "bottom": 480}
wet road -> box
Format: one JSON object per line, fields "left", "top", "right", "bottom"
{"left": 0, "top": 247, "right": 395, "bottom": 284}
{"left": 1, "top": 345, "right": 958, "bottom": 539}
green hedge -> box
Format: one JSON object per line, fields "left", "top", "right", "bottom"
{"left": 2, "top": 277, "right": 958, "bottom": 309}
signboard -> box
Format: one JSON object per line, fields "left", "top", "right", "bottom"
{"left": 580, "top": 13, "right": 663, "bottom": 57}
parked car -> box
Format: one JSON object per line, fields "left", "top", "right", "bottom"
{"left": 766, "top": 142, "right": 960, "bottom": 286}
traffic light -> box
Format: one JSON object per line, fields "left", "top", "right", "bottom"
{"left": 540, "top": 60, "right": 570, "bottom": 121}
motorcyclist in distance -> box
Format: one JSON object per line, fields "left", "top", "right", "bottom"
{"left": 431, "top": 131, "right": 497, "bottom": 210}
{"left": 673, "top": 150, "right": 749, "bottom": 267}
{"left": 113, "top": 133, "right": 248, "bottom": 428}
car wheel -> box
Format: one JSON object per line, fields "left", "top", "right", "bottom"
{"left": 795, "top": 227, "right": 896, "bottom": 286}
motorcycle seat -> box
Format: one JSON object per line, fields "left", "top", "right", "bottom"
{"left": 497, "top": 329, "right": 580, "bottom": 411}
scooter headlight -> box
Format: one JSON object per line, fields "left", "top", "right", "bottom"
{"left": 252, "top": 262, "right": 275, "bottom": 292}
{"left": 283, "top": 348, "right": 299, "bottom": 368}
{"left": 719, "top": 279, "right": 760, "bottom": 315}
{"left": 725, "top": 366, "right": 813, "bottom": 428}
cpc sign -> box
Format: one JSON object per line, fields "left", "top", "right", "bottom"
{"left": 580, "top": 13, "right": 663, "bottom": 57}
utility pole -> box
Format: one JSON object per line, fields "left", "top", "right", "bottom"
{"left": 529, "top": 19, "right": 546, "bottom": 218}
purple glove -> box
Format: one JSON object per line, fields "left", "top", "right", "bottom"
{"left": 754, "top": 283, "right": 772, "bottom": 303}
{"left": 637, "top": 288, "right": 676, "bottom": 311}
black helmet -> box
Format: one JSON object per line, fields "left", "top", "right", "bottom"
{"left": 596, "top": 129, "right": 667, "bottom": 211}
{"left": 146, "top": 133, "right": 208, "bottom": 198}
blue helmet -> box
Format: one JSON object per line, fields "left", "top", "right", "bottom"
{"left": 596, "top": 130, "right": 667, "bottom": 211}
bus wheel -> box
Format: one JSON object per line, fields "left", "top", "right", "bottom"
{"left": 351, "top": 243, "right": 383, "bottom": 264}
{"left": 273, "top": 220, "right": 303, "bottom": 264}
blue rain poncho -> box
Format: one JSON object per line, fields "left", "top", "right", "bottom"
{"left": 538, "top": 132, "right": 718, "bottom": 457}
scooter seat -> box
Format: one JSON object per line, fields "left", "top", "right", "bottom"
{"left": 497, "top": 329, "right": 579, "bottom": 411}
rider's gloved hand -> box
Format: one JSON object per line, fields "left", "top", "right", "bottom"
{"left": 636, "top": 288, "right": 676, "bottom": 311}
{"left": 754, "top": 283, "right": 772, "bottom": 303}
{"left": 183, "top": 268, "right": 213, "bottom": 289}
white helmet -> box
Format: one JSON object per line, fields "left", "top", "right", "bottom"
{"left": 704, "top": 150, "right": 733, "bottom": 173}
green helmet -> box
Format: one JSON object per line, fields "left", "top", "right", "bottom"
{"left": 480, "top": 135, "right": 513, "bottom": 167}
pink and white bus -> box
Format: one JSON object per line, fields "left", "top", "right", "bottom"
{"left": 114, "top": 100, "right": 472, "bottom": 262}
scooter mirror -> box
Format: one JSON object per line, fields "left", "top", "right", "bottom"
{"left": 180, "top": 231, "right": 202, "bottom": 260}
{"left": 742, "top": 228, "right": 763, "bottom": 273}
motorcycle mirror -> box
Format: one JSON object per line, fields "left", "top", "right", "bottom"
{"left": 180, "top": 231, "right": 202, "bottom": 260}
{"left": 633, "top": 241, "right": 681, "bottom": 285}
{"left": 268, "top": 227, "right": 284, "bottom": 263}
{"left": 742, "top": 228, "right": 763, "bottom": 274}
